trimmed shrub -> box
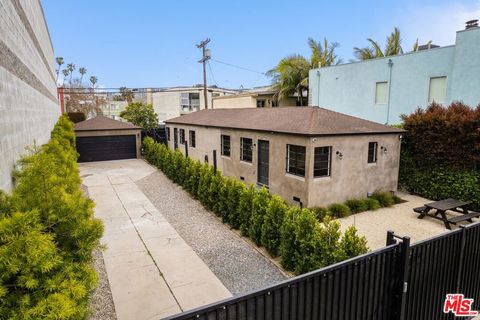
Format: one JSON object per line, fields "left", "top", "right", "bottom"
{"left": 209, "top": 171, "right": 224, "bottom": 216}
{"left": 345, "top": 199, "right": 369, "bottom": 214}
{"left": 249, "top": 187, "right": 271, "bottom": 245}
{"left": 226, "top": 179, "right": 245, "bottom": 228}
{"left": 339, "top": 226, "right": 369, "bottom": 259}
{"left": 1, "top": 115, "right": 103, "bottom": 319}
{"left": 317, "top": 217, "right": 344, "bottom": 266}
{"left": 142, "top": 138, "right": 370, "bottom": 276}
{"left": 261, "top": 195, "right": 288, "bottom": 257}
{"left": 310, "top": 207, "right": 330, "bottom": 222}
{"left": 364, "top": 198, "right": 381, "bottom": 211}
{"left": 327, "top": 203, "right": 351, "bottom": 218}
{"left": 238, "top": 184, "right": 256, "bottom": 236}
{"left": 370, "top": 191, "right": 395, "bottom": 207}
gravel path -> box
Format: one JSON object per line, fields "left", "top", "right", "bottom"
{"left": 137, "top": 170, "right": 287, "bottom": 296}
{"left": 88, "top": 248, "right": 117, "bottom": 320}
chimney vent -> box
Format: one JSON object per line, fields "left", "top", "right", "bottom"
{"left": 466, "top": 19, "right": 479, "bottom": 29}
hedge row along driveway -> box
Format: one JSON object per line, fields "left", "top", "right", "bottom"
{"left": 142, "top": 137, "right": 369, "bottom": 275}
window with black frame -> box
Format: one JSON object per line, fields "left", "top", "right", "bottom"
{"left": 286, "top": 144, "right": 306, "bottom": 176}
{"left": 240, "top": 137, "right": 252, "bottom": 162}
{"left": 368, "top": 142, "right": 378, "bottom": 163}
{"left": 166, "top": 127, "right": 170, "bottom": 141}
{"left": 189, "top": 130, "right": 196, "bottom": 147}
{"left": 179, "top": 129, "right": 185, "bottom": 144}
{"left": 314, "top": 146, "right": 331, "bottom": 177}
{"left": 221, "top": 135, "right": 230, "bottom": 156}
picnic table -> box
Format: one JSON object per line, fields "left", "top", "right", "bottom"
{"left": 414, "top": 198, "right": 480, "bottom": 230}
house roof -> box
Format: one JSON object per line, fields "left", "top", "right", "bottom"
{"left": 165, "top": 107, "right": 404, "bottom": 136}
{"left": 74, "top": 116, "right": 141, "bottom": 131}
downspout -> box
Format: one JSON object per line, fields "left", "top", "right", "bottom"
{"left": 316, "top": 70, "right": 321, "bottom": 106}
{"left": 386, "top": 59, "right": 394, "bottom": 124}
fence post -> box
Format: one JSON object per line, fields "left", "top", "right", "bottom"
{"left": 386, "top": 230, "right": 396, "bottom": 245}
{"left": 456, "top": 226, "right": 467, "bottom": 293}
{"left": 185, "top": 141, "right": 188, "bottom": 158}
{"left": 397, "top": 236, "right": 411, "bottom": 320}
{"left": 213, "top": 150, "right": 217, "bottom": 172}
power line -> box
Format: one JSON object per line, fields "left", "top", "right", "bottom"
{"left": 210, "top": 58, "right": 266, "bottom": 75}
{"left": 207, "top": 61, "right": 218, "bottom": 87}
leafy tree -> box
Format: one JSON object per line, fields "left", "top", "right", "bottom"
{"left": 119, "top": 87, "right": 134, "bottom": 103}
{"left": 279, "top": 207, "right": 298, "bottom": 271}
{"left": 261, "top": 195, "right": 288, "bottom": 257}
{"left": 291, "top": 209, "right": 322, "bottom": 275}
{"left": 120, "top": 102, "right": 159, "bottom": 130}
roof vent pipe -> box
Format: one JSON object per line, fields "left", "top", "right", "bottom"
{"left": 465, "top": 19, "right": 479, "bottom": 29}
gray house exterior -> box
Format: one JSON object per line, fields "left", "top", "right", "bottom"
{"left": 165, "top": 107, "right": 404, "bottom": 207}
{"left": 309, "top": 25, "right": 480, "bottom": 124}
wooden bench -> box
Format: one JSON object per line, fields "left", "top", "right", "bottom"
{"left": 448, "top": 211, "right": 480, "bottom": 224}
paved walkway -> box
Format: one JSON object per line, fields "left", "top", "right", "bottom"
{"left": 79, "top": 159, "right": 231, "bottom": 320}
{"left": 137, "top": 170, "right": 287, "bottom": 296}
{"left": 339, "top": 192, "right": 454, "bottom": 250}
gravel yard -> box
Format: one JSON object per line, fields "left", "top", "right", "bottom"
{"left": 137, "top": 170, "right": 287, "bottom": 296}
{"left": 88, "top": 248, "right": 117, "bottom": 320}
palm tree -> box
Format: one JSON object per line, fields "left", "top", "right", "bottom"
{"left": 62, "top": 69, "right": 70, "bottom": 86}
{"left": 354, "top": 27, "right": 403, "bottom": 60}
{"left": 89, "top": 76, "right": 98, "bottom": 88}
{"left": 78, "top": 67, "right": 87, "bottom": 84}
{"left": 55, "top": 57, "right": 64, "bottom": 84}
{"left": 66, "top": 63, "right": 75, "bottom": 85}
{"left": 269, "top": 37, "right": 342, "bottom": 105}
{"left": 308, "top": 37, "right": 343, "bottom": 69}
{"left": 268, "top": 55, "right": 311, "bottom": 106}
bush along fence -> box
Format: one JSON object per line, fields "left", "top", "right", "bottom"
{"left": 0, "top": 115, "right": 103, "bottom": 319}
{"left": 399, "top": 102, "right": 480, "bottom": 209}
{"left": 143, "top": 137, "right": 368, "bottom": 275}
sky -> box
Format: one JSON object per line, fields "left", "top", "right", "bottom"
{"left": 41, "top": 0, "right": 480, "bottom": 90}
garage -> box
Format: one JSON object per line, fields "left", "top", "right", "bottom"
{"left": 74, "top": 116, "right": 141, "bottom": 162}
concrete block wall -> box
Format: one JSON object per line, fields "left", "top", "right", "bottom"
{"left": 0, "top": 0, "right": 59, "bottom": 192}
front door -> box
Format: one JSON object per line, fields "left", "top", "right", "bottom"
{"left": 257, "top": 140, "right": 269, "bottom": 186}
{"left": 173, "top": 128, "right": 178, "bottom": 149}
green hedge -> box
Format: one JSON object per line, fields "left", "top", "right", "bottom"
{"left": 0, "top": 115, "right": 103, "bottom": 319}
{"left": 143, "top": 137, "right": 368, "bottom": 275}
{"left": 399, "top": 102, "right": 480, "bottom": 209}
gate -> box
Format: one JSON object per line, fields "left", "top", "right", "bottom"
{"left": 164, "top": 222, "right": 480, "bottom": 320}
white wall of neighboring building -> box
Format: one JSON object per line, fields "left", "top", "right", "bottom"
{"left": 152, "top": 87, "right": 235, "bottom": 122}
{"left": 0, "top": 0, "right": 60, "bottom": 192}
{"left": 309, "top": 26, "right": 480, "bottom": 124}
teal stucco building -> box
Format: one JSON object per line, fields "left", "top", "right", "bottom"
{"left": 308, "top": 23, "right": 480, "bottom": 124}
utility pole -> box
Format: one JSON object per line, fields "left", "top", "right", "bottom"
{"left": 196, "top": 38, "right": 211, "bottom": 109}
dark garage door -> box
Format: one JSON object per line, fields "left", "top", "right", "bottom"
{"left": 76, "top": 135, "right": 136, "bottom": 162}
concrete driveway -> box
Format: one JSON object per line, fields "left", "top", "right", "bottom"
{"left": 80, "top": 159, "right": 231, "bottom": 320}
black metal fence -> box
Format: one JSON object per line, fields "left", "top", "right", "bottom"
{"left": 164, "top": 222, "right": 480, "bottom": 320}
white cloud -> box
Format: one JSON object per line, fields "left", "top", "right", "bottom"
{"left": 395, "top": 2, "right": 480, "bottom": 47}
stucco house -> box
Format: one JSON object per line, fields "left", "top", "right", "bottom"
{"left": 212, "top": 86, "right": 301, "bottom": 109}
{"left": 165, "top": 107, "right": 404, "bottom": 207}
{"left": 151, "top": 85, "right": 237, "bottom": 122}
{"left": 308, "top": 22, "right": 480, "bottom": 124}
